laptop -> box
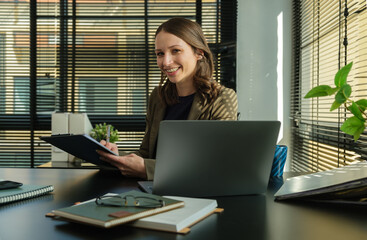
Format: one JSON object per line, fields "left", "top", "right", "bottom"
{"left": 139, "top": 120, "right": 280, "bottom": 197}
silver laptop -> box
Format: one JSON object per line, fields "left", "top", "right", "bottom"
{"left": 139, "top": 120, "right": 280, "bottom": 197}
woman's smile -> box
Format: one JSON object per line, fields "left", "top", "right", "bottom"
{"left": 165, "top": 67, "right": 180, "bottom": 76}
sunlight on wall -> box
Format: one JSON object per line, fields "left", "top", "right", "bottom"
{"left": 277, "top": 11, "right": 284, "bottom": 143}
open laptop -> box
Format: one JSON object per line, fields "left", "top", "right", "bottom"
{"left": 139, "top": 120, "right": 280, "bottom": 197}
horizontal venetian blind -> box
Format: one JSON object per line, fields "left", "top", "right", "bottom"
{"left": 0, "top": 0, "right": 237, "bottom": 167}
{"left": 0, "top": 1, "right": 36, "bottom": 166}
{"left": 291, "top": 0, "right": 367, "bottom": 172}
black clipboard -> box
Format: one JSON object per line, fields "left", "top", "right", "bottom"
{"left": 40, "top": 134, "right": 118, "bottom": 169}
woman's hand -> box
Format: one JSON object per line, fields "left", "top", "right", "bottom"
{"left": 99, "top": 140, "right": 119, "bottom": 155}
{"left": 98, "top": 140, "right": 147, "bottom": 179}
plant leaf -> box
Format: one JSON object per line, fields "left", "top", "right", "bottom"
{"left": 334, "top": 62, "right": 353, "bottom": 87}
{"left": 348, "top": 101, "right": 365, "bottom": 121}
{"left": 340, "top": 116, "right": 365, "bottom": 141}
{"left": 304, "top": 85, "right": 334, "bottom": 98}
{"left": 353, "top": 127, "right": 365, "bottom": 142}
{"left": 356, "top": 99, "right": 367, "bottom": 111}
{"left": 327, "top": 87, "right": 339, "bottom": 95}
{"left": 330, "top": 101, "right": 342, "bottom": 111}
{"left": 335, "top": 84, "right": 351, "bottom": 104}
{"left": 342, "top": 84, "right": 352, "bottom": 98}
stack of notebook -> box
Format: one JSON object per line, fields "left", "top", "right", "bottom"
{"left": 49, "top": 190, "right": 221, "bottom": 234}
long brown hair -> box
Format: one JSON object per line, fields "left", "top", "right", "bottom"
{"left": 155, "top": 17, "right": 221, "bottom": 105}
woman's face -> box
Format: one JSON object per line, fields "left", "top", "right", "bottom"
{"left": 155, "top": 31, "right": 201, "bottom": 88}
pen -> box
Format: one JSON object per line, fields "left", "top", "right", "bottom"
{"left": 106, "top": 125, "right": 110, "bottom": 143}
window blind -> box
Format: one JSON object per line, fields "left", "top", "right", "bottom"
{"left": 0, "top": 0, "right": 237, "bottom": 167}
{"left": 292, "top": 0, "right": 367, "bottom": 172}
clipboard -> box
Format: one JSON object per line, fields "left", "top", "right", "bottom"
{"left": 40, "top": 134, "right": 118, "bottom": 169}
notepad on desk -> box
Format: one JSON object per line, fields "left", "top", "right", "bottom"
{"left": 0, "top": 182, "right": 54, "bottom": 205}
{"left": 51, "top": 190, "right": 184, "bottom": 228}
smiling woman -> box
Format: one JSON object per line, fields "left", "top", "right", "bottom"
{"left": 155, "top": 31, "right": 201, "bottom": 97}
{"left": 0, "top": 1, "right": 238, "bottom": 168}
{"left": 155, "top": 18, "right": 219, "bottom": 107}
{"left": 97, "top": 18, "right": 238, "bottom": 180}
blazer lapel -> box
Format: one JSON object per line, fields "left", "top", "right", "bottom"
{"left": 188, "top": 94, "right": 207, "bottom": 120}
{"left": 148, "top": 103, "right": 166, "bottom": 158}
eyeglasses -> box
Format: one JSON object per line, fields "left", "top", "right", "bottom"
{"left": 95, "top": 194, "right": 166, "bottom": 208}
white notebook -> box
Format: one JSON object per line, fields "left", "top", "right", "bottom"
{"left": 129, "top": 196, "right": 218, "bottom": 233}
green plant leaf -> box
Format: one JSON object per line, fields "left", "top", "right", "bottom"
{"left": 356, "top": 99, "right": 367, "bottom": 112}
{"left": 353, "top": 128, "right": 365, "bottom": 142}
{"left": 348, "top": 101, "right": 365, "bottom": 121}
{"left": 356, "top": 99, "right": 367, "bottom": 107}
{"left": 330, "top": 101, "right": 342, "bottom": 111}
{"left": 340, "top": 116, "right": 365, "bottom": 141}
{"left": 334, "top": 62, "right": 353, "bottom": 87}
{"left": 304, "top": 85, "right": 334, "bottom": 98}
{"left": 335, "top": 84, "right": 351, "bottom": 104}
{"left": 327, "top": 87, "right": 339, "bottom": 95}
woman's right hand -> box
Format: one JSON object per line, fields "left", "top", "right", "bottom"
{"left": 97, "top": 140, "right": 147, "bottom": 179}
{"left": 100, "top": 140, "right": 119, "bottom": 155}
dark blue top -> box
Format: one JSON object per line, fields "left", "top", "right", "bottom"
{"left": 164, "top": 93, "right": 196, "bottom": 120}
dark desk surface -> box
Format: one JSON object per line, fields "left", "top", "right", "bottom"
{"left": 1, "top": 168, "right": 367, "bottom": 240}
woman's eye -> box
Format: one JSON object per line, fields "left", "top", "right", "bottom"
{"left": 156, "top": 52, "right": 163, "bottom": 57}
{"left": 172, "top": 49, "right": 180, "bottom": 54}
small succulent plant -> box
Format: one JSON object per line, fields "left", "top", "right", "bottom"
{"left": 90, "top": 123, "right": 119, "bottom": 143}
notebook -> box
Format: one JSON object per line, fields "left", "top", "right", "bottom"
{"left": 51, "top": 190, "right": 184, "bottom": 228}
{"left": 0, "top": 183, "right": 54, "bottom": 205}
{"left": 129, "top": 196, "right": 218, "bottom": 234}
{"left": 139, "top": 120, "right": 280, "bottom": 197}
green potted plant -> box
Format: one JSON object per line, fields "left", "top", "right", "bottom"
{"left": 304, "top": 62, "right": 367, "bottom": 141}
{"left": 90, "top": 123, "right": 119, "bottom": 143}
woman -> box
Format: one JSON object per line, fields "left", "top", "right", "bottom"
{"left": 97, "top": 18, "right": 238, "bottom": 180}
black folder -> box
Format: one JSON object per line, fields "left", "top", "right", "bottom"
{"left": 40, "top": 134, "right": 118, "bottom": 169}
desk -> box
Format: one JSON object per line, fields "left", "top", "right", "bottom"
{"left": 1, "top": 168, "right": 367, "bottom": 240}
{"left": 38, "top": 160, "right": 98, "bottom": 168}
